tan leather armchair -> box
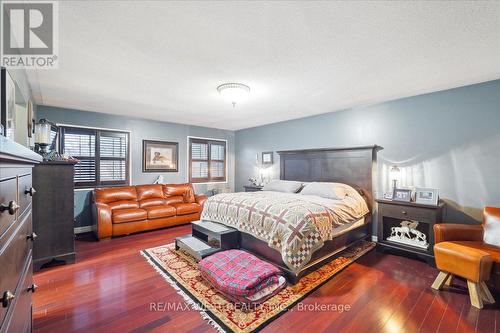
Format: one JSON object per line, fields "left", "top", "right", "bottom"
{"left": 93, "top": 183, "right": 208, "bottom": 240}
{"left": 432, "top": 207, "right": 500, "bottom": 308}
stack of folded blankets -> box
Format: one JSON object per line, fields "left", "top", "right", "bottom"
{"left": 199, "top": 249, "right": 286, "bottom": 306}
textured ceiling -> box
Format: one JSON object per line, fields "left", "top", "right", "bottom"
{"left": 27, "top": 1, "right": 500, "bottom": 130}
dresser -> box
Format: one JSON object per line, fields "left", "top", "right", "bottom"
{"left": 0, "top": 136, "right": 41, "bottom": 333}
{"left": 33, "top": 161, "right": 76, "bottom": 271}
{"left": 376, "top": 198, "right": 445, "bottom": 265}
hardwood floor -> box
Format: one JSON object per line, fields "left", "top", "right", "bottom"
{"left": 33, "top": 225, "right": 499, "bottom": 333}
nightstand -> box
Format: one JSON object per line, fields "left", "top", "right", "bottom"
{"left": 376, "top": 199, "right": 446, "bottom": 265}
{"left": 243, "top": 185, "right": 263, "bottom": 192}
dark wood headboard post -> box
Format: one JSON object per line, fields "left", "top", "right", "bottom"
{"left": 277, "top": 145, "right": 383, "bottom": 212}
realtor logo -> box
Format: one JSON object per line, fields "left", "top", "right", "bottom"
{"left": 1, "top": 1, "right": 58, "bottom": 69}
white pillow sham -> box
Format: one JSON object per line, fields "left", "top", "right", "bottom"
{"left": 300, "top": 182, "right": 350, "bottom": 200}
{"left": 262, "top": 180, "right": 303, "bottom": 193}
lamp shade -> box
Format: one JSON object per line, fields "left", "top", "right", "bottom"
{"left": 35, "top": 121, "right": 52, "bottom": 145}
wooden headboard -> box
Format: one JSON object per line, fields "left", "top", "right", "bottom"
{"left": 277, "top": 145, "right": 382, "bottom": 211}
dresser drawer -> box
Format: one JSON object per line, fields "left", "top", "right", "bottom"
{"left": 18, "top": 174, "right": 33, "bottom": 218}
{"left": 0, "top": 177, "right": 18, "bottom": 238}
{"left": 0, "top": 258, "right": 33, "bottom": 333}
{"left": 0, "top": 213, "right": 31, "bottom": 326}
{"left": 380, "top": 203, "right": 436, "bottom": 222}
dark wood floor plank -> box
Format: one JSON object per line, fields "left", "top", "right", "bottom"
{"left": 32, "top": 225, "right": 499, "bottom": 333}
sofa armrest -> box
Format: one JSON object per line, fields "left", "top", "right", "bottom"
{"left": 434, "top": 223, "right": 484, "bottom": 244}
{"left": 93, "top": 202, "right": 113, "bottom": 240}
{"left": 195, "top": 194, "right": 208, "bottom": 207}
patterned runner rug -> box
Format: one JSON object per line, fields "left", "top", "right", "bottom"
{"left": 141, "top": 241, "right": 375, "bottom": 333}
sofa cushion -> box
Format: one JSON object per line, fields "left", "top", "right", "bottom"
{"left": 146, "top": 205, "right": 176, "bottom": 219}
{"left": 163, "top": 183, "right": 193, "bottom": 197}
{"left": 165, "top": 196, "right": 184, "bottom": 205}
{"left": 139, "top": 198, "right": 167, "bottom": 208}
{"left": 95, "top": 186, "right": 137, "bottom": 203}
{"left": 108, "top": 200, "right": 139, "bottom": 211}
{"left": 136, "top": 184, "right": 164, "bottom": 201}
{"left": 171, "top": 202, "right": 201, "bottom": 215}
{"left": 183, "top": 187, "right": 196, "bottom": 203}
{"left": 113, "top": 208, "right": 147, "bottom": 223}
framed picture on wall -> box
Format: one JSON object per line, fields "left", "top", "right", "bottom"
{"left": 27, "top": 101, "right": 34, "bottom": 138}
{"left": 142, "top": 140, "right": 179, "bottom": 172}
{"left": 262, "top": 151, "right": 273, "bottom": 165}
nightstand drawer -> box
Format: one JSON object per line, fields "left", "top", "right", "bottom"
{"left": 381, "top": 204, "right": 436, "bottom": 222}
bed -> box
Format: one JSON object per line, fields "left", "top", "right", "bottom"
{"left": 202, "top": 145, "right": 382, "bottom": 283}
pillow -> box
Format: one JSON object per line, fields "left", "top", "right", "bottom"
{"left": 300, "top": 182, "right": 348, "bottom": 200}
{"left": 262, "top": 180, "right": 303, "bottom": 193}
{"left": 483, "top": 210, "right": 500, "bottom": 247}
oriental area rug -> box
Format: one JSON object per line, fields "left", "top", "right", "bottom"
{"left": 141, "top": 241, "right": 375, "bottom": 333}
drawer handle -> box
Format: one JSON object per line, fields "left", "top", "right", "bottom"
{"left": 0, "top": 201, "right": 19, "bottom": 215}
{"left": 27, "top": 232, "right": 38, "bottom": 241}
{"left": 27, "top": 284, "right": 38, "bottom": 293}
{"left": 1, "top": 290, "right": 15, "bottom": 308}
{"left": 402, "top": 211, "right": 407, "bottom": 215}
{"left": 25, "top": 187, "right": 36, "bottom": 197}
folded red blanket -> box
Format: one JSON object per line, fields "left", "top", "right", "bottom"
{"left": 199, "top": 250, "right": 283, "bottom": 297}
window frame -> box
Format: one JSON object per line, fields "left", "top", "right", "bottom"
{"left": 188, "top": 136, "right": 227, "bottom": 184}
{"left": 59, "top": 124, "right": 131, "bottom": 189}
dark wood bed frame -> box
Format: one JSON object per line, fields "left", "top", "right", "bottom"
{"left": 239, "top": 145, "right": 382, "bottom": 284}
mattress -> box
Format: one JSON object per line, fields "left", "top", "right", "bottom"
{"left": 201, "top": 190, "right": 369, "bottom": 273}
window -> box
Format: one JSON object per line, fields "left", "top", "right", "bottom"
{"left": 60, "top": 126, "right": 130, "bottom": 188}
{"left": 189, "top": 137, "right": 226, "bottom": 183}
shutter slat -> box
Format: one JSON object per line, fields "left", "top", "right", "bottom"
{"left": 210, "top": 144, "right": 224, "bottom": 161}
{"left": 210, "top": 161, "right": 224, "bottom": 178}
{"left": 74, "top": 160, "right": 96, "bottom": 182}
{"left": 191, "top": 161, "right": 208, "bottom": 178}
{"left": 191, "top": 143, "right": 208, "bottom": 160}
{"left": 100, "top": 160, "right": 126, "bottom": 182}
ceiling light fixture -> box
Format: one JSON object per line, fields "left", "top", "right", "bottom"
{"left": 217, "top": 83, "right": 250, "bottom": 107}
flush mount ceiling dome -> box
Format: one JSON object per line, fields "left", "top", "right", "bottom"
{"left": 217, "top": 83, "right": 250, "bottom": 107}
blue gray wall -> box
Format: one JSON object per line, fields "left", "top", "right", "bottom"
{"left": 235, "top": 79, "right": 500, "bottom": 228}
{"left": 37, "top": 105, "right": 235, "bottom": 228}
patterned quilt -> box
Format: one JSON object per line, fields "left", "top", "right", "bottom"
{"left": 201, "top": 191, "right": 368, "bottom": 273}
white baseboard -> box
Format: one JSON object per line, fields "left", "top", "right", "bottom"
{"left": 371, "top": 235, "right": 378, "bottom": 242}
{"left": 74, "top": 226, "right": 93, "bottom": 234}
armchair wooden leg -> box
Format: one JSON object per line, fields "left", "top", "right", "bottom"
{"left": 467, "top": 281, "right": 483, "bottom": 309}
{"left": 432, "top": 271, "right": 451, "bottom": 291}
{"left": 479, "top": 281, "right": 495, "bottom": 304}
{"left": 444, "top": 274, "right": 454, "bottom": 286}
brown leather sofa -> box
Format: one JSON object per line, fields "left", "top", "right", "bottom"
{"left": 92, "top": 183, "right": 207, "bottom": 240}
{"left": 434, "top": 207, "right": 500, "bottom": 293}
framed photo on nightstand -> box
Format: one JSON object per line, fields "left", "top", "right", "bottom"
{"left": 415, "top": 187, "right": 439, "bottom": 206}
{"left": 392, "top": 188, "right": 412, "bottom": 202}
